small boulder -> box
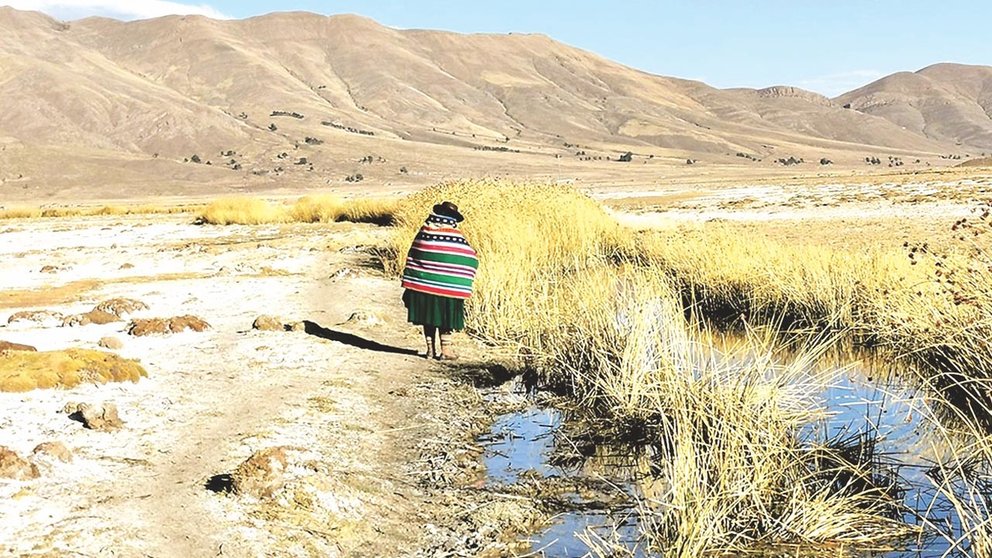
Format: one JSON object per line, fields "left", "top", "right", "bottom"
{"left": 94, "top": 298, "right": 148, "bottom": 319}
{"left": 0, "top": 341, "right": 37, "bottom": 352}
{"left": 74, "top": 402, "right": 124, "bottom": 431}
{"left": 0, "top": 446, "right": 40, "bottom": 480}
{"left": 287, "top": 321, "right": 306, "bottom": 332}
{"left": 252, "top": 316, "right": 284, "bottom": 332}
{"left": 127, "top": 315, "right": 210, "bottom": 336}
{"left": 231, "top": 447, "right": 289, "bottom": 499}
{"left": 32, "top": 441, "right": 73, "bottom": 463}
{"left": 98, "top": 337, "right": 124, "bottom": 350}
{"left": 39, "top": 265, "right": 59, "bottom": 274}
{"left": 346, "top": 311, "right": 382, "bottom": 327}
{"left": 62, "top": 309, "right": 120, "bottom": 327}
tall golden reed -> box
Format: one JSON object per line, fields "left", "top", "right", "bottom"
{"left": 388, "top": 181, "right": 917, "bottom": 553}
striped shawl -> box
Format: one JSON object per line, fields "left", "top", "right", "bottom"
{"left": 401, "top": 213, "right": 479, "bottom": 299}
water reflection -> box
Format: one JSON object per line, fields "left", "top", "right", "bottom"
{"left": 479, "top": 336, "right": 990, "bottom": 557}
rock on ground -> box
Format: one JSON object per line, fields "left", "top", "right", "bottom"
{"left": 65, "top": 402, "right": 125, "bottom": 431}
{"left": 127, "top": 316, "right": 210, "bottom": 336}
{"left": 252, "top": 315, "right": 284, "bottom": 332}
{"left": 94, "top": 298, "right": 149, "bottom": 318}
{"left": 0, "top": 446, "right": 40, "bottom": 480}
{"left": 32, "top": 441, "right": 73, "bottom": 463}
{"left": 62, "top": 309, "right": 121, "bottom": 327}
{"left": 6, "top": 310, "right": 64, "bottom": 326}
{"left": 0, "top": 341, "right": 37, "bottom": 352}
{"left": 231, "top": 447, "right": 289, "bottom": 499}
{"left": 346, "top": 310, "right": 382, "bottom": 327}
{"left": 98, "top": 337, "right": 124, "bottom": 350}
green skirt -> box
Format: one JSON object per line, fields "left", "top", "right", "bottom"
{"left": 403, "top": 289, "right": 465, "bottom": 331}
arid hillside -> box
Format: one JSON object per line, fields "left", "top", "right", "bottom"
{"left": 836, "top": 63, "right": 992, "bottom": 151}
{"left": 0, "top": 7, "right": 988, "bottom": 201}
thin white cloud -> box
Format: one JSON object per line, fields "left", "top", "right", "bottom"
{"left": 796, "top": 70, "right": 887, "bottom": 98}
{"left": 2, "top": 0, "right": 227, "bottom": 20}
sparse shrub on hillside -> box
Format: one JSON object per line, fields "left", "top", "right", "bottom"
{"left": 295, "top": 157, "right": 309, "bottom": 165}
{"left": 268, "top": 123, "right": 278, "bottom": 132}
{"left": 189, "top": 154, "right": 201, "bottom": 164}
{"left": 304, "top": 136, "right": 323, "bottom": 145}
{"left": 345, "top": 173, "right": 364, "bottom": 183}
{"left": 686, "top": 159, "right": 697, "bottom": 165}
{"left": 474, "top": 145, "right": 520, "bottom": 153}
{"left": 777, "top": 156, "right": 803, "bottom": 166}
{"left": 321, "top": 120, "right": 375, "bottom": 136}
{"left": 820, "top": 158, "right": 833, "bottom": 165}
{"left": 270, "top": 111, "right": 304, "bottom": 119}
{"left": 618, "top": 151, "right": 633, "bottom": 162}
{"left": 865, "top": 156, "right": 882, "bottom": 165}
{"left": 399, "top": 166, "right": 408, "bottom": 174}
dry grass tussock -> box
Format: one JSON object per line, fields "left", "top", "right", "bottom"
{"left": 0, "top": 349, "right": 146, "bottom": 392}
{"left": 633, "top": 221, "right": 992, "bottom": 409}
{"left": 386, "top": 179, "right": 628, "bottom": 343}
{"left": 0, "top": 204, "right": 203, "bottom": 220}
{"left": 387, "top": 182, "right": 918, "bottom": 552}
{"left": 533, "top": 268, "right": 915, "bottom": 553}
{"left": 198, "top": 195, "right": 398, "bottom": 226}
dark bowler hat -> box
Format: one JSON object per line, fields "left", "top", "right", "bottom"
{"left": 433, "top": 200, "right": 464, "bottom": 222}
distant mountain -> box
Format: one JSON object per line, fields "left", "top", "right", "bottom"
{"left": 0, "top": 8, "right": 985, "bottom": 200}
{"left": 836, "top": 63, "right": 992, "bottom": 151}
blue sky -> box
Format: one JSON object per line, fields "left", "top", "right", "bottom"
{"left": 4, "top": 0, "right": 990, "bottom": 96}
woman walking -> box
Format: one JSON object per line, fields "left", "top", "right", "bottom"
{"left": 401, "top": 201, "right": 479, "bottom": 360}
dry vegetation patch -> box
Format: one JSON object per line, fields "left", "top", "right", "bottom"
{"left": 126, "top": 315, "right": 210, "bottom": 336}
{"left": 384, "top": 181, "right": 918, "bottom": 553}
{"left": 0, "top": 349, "right": 146, "bottom": 392}
{"left": 198, "top": 195, "right": 398, "bottom": 226}
{"left": 0, "top": 204, "right": 204, "bottom": 221}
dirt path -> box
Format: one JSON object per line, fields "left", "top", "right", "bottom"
{"left": 0, "top": 216, "right": 516, "bottom": 557}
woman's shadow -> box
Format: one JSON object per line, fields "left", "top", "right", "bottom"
{"left": 302, "top": 320, "right": 418, "bottom": 356}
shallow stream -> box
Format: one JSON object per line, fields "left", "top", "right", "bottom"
{"left": 478, "top": 345, "right": 980, "bottom": 557}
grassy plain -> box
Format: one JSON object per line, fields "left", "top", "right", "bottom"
{"left": 8, "top": 171, "right": 990, "bottom": 554}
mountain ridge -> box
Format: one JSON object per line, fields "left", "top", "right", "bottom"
{"left": 0, "top": 7, "right": 988, "bottom": 201}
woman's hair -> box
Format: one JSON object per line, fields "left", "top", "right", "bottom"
{"left": 433, "top": 201, "right": 464, "bottom": 222}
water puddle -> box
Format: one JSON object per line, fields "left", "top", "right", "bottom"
{"left": 480, "top": 404, "right": 644, "bottom": 556}
{"left": 480, "top": 407, "right": 562, "bottom": 485}
{"left": 478, "top": 345, "right": 984, "bottom": 557}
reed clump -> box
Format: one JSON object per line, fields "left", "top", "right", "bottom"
{"left": 534, "top": 268, "right": 915, "bottom": 554}
{"left": 387, "top": 182, "right": 917, "bottom": 553}
{"left": 387, "top": 179, "right": 628, "bottom": 344}
{"left": 633, "top": 220, "right": 992, "bottom": 414}
{"left": 197, "top": 195, "right": 398, "bottom": 226}
{"left": 0, "top": 204, "right": 204, "bottom": 220}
